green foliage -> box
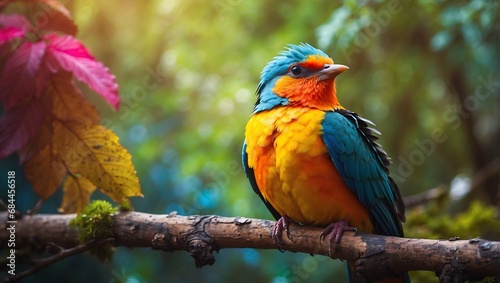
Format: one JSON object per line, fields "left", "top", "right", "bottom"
{"left": 70, "top": 200, "right": 118, "bottom": 242}
{"left": 405, "top": 200, "right": 499, "bottom": 283}
{"left": 69, "top": 200, "right": 118, "bottom": 262}
{"left": 119, "top": 198, "right": 134, "bottom": 212}
{"left": 406, "top": 200, "right": 500, "bottom": 240}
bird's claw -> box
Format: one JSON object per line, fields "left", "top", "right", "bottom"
{"left": 272, "top": 216, "right": 292, "bottom": 252}
{"left": 320, "top": 220, "right": 357, "bottom": 257}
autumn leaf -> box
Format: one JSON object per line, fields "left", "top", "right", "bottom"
{"left": 0, "top": 14, "right": 32, "bottom": 66}
{"left": 0, "top": 1, "right": 142, "bottom": 211}
{"left": 17, "top": 110, "right": 53, "bottom": 163}
{"left": 0, "top": 1, "right": 6, "bottom": 9}
{"left": 0, "top": 26, "right": 24, "bottom": 53}
{"left": 29, "top": 0, "right": 72, "bottom": 18}
{"left": 0, "top": 14, "right": 31, "bottom": 31}
{"left": 24, "top": 144, "right": 66, "bottom": 200}
{"left": 13, "top": 0, "right": 77, "bottom": 35}
{"left": 58, "top": 175, "right": 96, "bottom": 214}
{"left": 0, "top": 96, "right": 48, "bottom": 159}
{"left": 45, "top": 34, "right": 120, "bottom": 109}
{"left": 54, "top": 122, "right": 143, "bottom": 203}
{"left": 0, "top": 25, "right": 24, "bottom": 60}
{"left": 0, "top": 40, "right": 47, "bottom": 108}
{"left": 12, "top": 71, "right": 98, "bottom": 164}
{"left": 50, "top": 71, "right": 100, "bottom": 124}
{"left": 0, "top": 26, "right": 24, "bottom": 45}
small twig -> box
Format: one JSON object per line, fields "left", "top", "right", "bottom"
{"left": 470, "top": 158, "right": 500, "bottom": 190}
{"left": 404, "top": 186, "right": 448, "bottom": 208}
{"left": 403, "top": 159, "right": 499, "bottom": 209}
{"left": 27, "top": 199, "right": 43, "bottom": 216}
{"left": 5, "top": 238, "right": 115, "bottom": 283}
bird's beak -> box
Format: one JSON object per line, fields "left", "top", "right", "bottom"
{"left": 317, "top": 64, "right": 349, "bottom": 81}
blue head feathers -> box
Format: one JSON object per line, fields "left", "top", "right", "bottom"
{"left": 253, "top": 43, "right": 329, "bottom": 113}
{"left": 259, "top": 43, "right": 328, "bottom": 90}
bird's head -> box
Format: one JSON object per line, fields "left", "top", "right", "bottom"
{"left": 254, "top": 43, "right": 348, "bottom": 113}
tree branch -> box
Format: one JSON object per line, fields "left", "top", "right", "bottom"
{"left": 0, "top": 212, "right": 498, "bottom": 282}
{"left": 5, "top": 238, "right": 115, "bottom": 282}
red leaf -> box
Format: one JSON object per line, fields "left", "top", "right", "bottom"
{"left": 5, "top": 0, "right": 76, "bottom": 35}
{"left": 0, "top": 97, "right": 47, "bottom": 159}
{"left": 45, "top": 34, "right": 120, "bottom": 109}
{"left": 0, "top": 41, "right": 47, "bottom": 108}
{"left": 0, "top": 14, "right": 30, "bottom": 61}
{"left": 0, "top": 14, "right": 31, "bottom": 31}
{"left": 0, "top": 27, "right": 24, "bottom": 64}
{"left": 38, "top": 13, "right": 77, "bottom": 36}
{"left": 25, "top": 0, "right": 72, "bottom": 19}
{"left": 0, "top": 1, "right": 8, "bottom": 9}
{"left": 0, "top": 27, "right": 24, "bottom": 44}
{"left": 34, "top": 0, "right": 77, "bottom": 35}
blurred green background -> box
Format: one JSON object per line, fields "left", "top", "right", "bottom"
{"left": 1, "top": 0, "right": 499, "bottom": 282}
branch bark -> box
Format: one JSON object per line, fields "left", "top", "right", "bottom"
{"left": 0, "top": 212, "right": 498, "bottom": 282}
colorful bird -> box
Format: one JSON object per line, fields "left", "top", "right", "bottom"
{"left": 242, "top": 43, "right": 410, "bottom": 283}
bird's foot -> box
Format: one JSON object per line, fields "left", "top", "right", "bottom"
{"left": 272, "top": 216, "right": 292, "bottom": 252}
{"left": 320, "top": 220, "right": 357, "bottom": 257}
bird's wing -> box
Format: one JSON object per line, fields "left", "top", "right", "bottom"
{"left": 321, "top": 110, "right": 405, "bottom": 236}
{"left": 242, "top": 141, "right": 282, "bottom": 220}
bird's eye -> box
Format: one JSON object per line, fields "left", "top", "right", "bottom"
{"left": 290, "top": 65, "right": 302, "bottom": 76}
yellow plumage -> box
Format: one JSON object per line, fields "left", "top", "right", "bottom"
{"left": 245, "top": 106, "right": 374, "bottom": 232}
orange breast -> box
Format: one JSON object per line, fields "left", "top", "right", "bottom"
{"left": 245, "top": 107, "right": 374, "bottom": 233}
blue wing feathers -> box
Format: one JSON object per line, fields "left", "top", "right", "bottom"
{"left": 321, "top": 110, "right": 405, "bottom": 237}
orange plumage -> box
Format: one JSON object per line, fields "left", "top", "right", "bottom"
{"left": 245, "top": 107, "right": 374, "bottom": 233}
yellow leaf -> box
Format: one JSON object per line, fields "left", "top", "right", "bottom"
{"left": 54, "top": 121, "right": 143, "bottom": 202}
{"left": 25, "top": 144, "right": 66, "bottom": 200}
{"left": 50, "top": 71, "right": 100, "bottom": 125}
{"left": 58, "top": 175, "right": 96, "bottom": 214}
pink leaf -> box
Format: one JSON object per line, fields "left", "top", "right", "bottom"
{"left": 0, "top": 41, "right": 47, "bottom": 108}
{"left": 0, "top": 14, "right": 31, "bottom": 31}
{"left": 0, "top": 27, "right": 24, "bottom": 44}
{"left": 0, "top": 15, "right": 29, "bottom": 61}
{"left": 45, "top": 34, "right": 120, "bottom": 109}
{"left": 0, "top": 97, "right": 47, "bottom": 159}
{"left": 0, "top": 27, "right": 24, "bottom": 60}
